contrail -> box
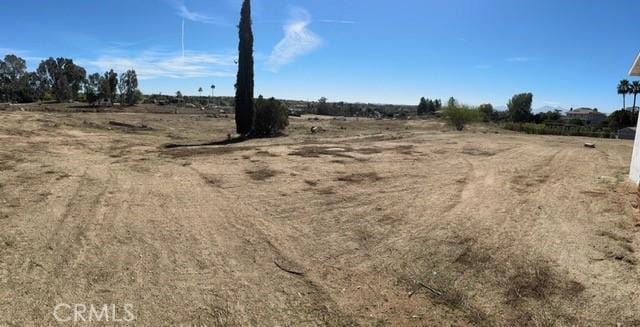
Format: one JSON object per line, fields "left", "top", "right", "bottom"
{"left": 181, "top": 19, "right": 185, "bottom": 61}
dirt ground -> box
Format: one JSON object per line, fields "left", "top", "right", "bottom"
{"left": 1, "top": 109, "right": 639, "bottom": 326}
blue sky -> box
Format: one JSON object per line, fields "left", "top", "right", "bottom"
{"left": 2, "top": 0, "right": 639, "bottom": 111}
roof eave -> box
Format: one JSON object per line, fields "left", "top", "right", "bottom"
{"left": 630, "top": 52, "right": 640, "bottom": 76}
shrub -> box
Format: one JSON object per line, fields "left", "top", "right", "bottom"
{"left": 252, "top": 96, "right": 289, "bottom": 137}
{"left": 501, "top": 122, "right": 614, "bottom": 138}
{"left": 443, "top": 105, "right": 482, "bottom": 131}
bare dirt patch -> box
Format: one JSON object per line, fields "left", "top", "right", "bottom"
{"left": 0, "top": 110, "right": 638, "bottom": 326}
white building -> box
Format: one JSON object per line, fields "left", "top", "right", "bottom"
{"left": 628, "top": 53, "right": 640, "bottom": 183}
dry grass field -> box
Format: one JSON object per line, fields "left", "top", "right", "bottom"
{"left": 1, "top": 107, "right": 639, "bottom": 326}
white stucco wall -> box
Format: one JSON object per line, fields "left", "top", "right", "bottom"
{"left": 630, "top": 117, "right": 640, "bottom": 184}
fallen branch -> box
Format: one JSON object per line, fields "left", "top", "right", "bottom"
{"left": 410, "top": 281, "right": 444, "bottom": 298}
{"left": 273, "top": 259, "right": 305, "bottom": 276}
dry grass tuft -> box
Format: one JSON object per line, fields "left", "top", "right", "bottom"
{"left": 165, "top": 146, "right": 254, "bottom": 158}
{"left": 393, "top": 144, "right": 417, "bottom": 155}
{"left": 454, "top": 244, "right": 492, "bottom": 267}
{"left": 354, "top": 147, "right": 383, "bottom": 155}
{"left": 505, "top": 258, "right": 585, "bottom": 315}
{"left": 202, "top": 174, "right": 223, "bottom": 187}
{"left": 315, "top": 187, "right": 336, "bottom": 195}
{"left": 506, "top": 262, "right": 556, "bottom": 301}
{"left": 255, "top": 150, "right": 279, "bottom": 157}
{"left": 598, "top": 230, "right": 632, "bottom": 243}
{"left": 246, "top": 167, "right": 280, "bottom": 181}
{"left": 289, "top": 146, "right": 382, "bottom": 159}
{"left": 336, "top": 172, "right": 382, "bottom": 183}
{"left": 461, "top": 147, "right": 497, "bottom": 157}
{"left": 430, "top": 288, "right": 491, "bottom": 325}
{"left": 304, "top": 180, "right": 319, "bottom": 187}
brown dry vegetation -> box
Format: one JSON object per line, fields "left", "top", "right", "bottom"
{"left": 0, "top": 108, "right": 639, "bottom": 326}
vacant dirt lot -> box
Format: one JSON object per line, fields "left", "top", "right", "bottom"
{"left": 1, "top": 109, "right": 639, "bottom": 326}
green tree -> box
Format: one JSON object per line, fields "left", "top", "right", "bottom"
{"left": 37, "top": 57, "right": 86, "bottom": 102}
{"left": 234, "top": 0, "right": 255, "bottom": 135}
{"left": 417, "top": 97, "right": 428, "bottom": 115}
{"left": 533, "top": 110, "right": 561, "bottom": 123}
{"left": 317, "top": 97, "right": 331, "bottom": 115}
{"left": 631, "top": 81, "right": 640, "bottom": 113}
{"left": 434, "top": 99, "right": 442, "bottom": 111}
{"left": 618, "top": 79, "right": 631, "bottom": 111}
{"left": 119, "top": 70, "right": 139, "bottom": 105}
{"left": 478, "top": 103, "right": 494, "bottom": 122}
{"left": 84, "top": 73, "right": 101, "bottom": 104}
{"left": 0, "top": 54, "right": 27, "bottom": 102}
{"left": 507, "top": 93, "right": 533, "bottom": 122}
{"left": 101, "top": 70, "right": 118, "bottom": 102}
{"left": 447, "top": 97, "right": 457, "bottom": 109}
{"left": 608, "top": 109, "right": 638, "bottom": 129}
{"left": 24, "top": 72, "right": 46, "bottom": 102}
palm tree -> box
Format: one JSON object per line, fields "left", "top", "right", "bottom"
{"left": 618, "top": 79, "right": 631, "bottom": 111}
{"left": 210, "top": 84, "right": 216, "bottom": 105}
{"left": 632, "top": 81, "right": 640, "bottom": 113}
{"left": 198, "top": 87, "right": 203, "bottom": 97}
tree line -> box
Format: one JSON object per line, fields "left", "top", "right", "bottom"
{"left": 416, "top": 93, "right": 534, "bottom": 123}
{"left": 0, "top": 54, "right": 141, "bottom": 105}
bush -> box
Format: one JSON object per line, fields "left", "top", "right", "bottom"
{"left": 252, "top": 96, "right": 289, "bottom": 137}
{"left": 443, "top": 105, "right": 482, "bottom": 130}
{"left": 501, "top": 122, "right": 614, "bottom": 138}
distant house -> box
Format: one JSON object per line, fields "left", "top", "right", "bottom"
{"left": 564, "top": 107, "right": 607, "bottom": 126}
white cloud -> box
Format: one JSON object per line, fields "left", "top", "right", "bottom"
{"left": 506, "top": 57, "right": 536, "bottom": 63}
{"left": 266, "top": 8, "right": 322, "bottom": 72}
{"left": 86, "top": 49, "right": 236, "bottom": 80}
{"left": 176, "top": 3, "right": 223, "bottom": 24}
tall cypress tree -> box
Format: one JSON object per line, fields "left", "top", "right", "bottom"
{"left": 235, "top": 0, "right": 255, "bottom": 135}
